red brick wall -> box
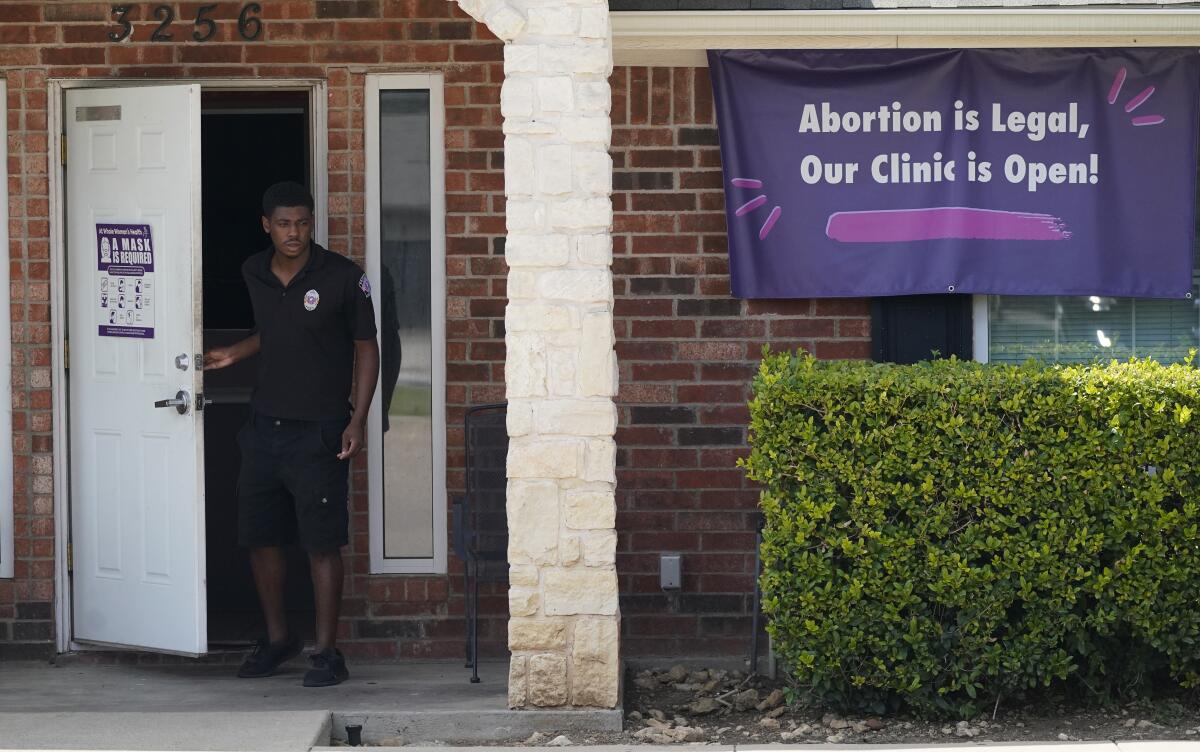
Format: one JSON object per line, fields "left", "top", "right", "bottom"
{"left": 1, "top": 0, "right": 510, "bottom": 660}
{"left": 0, "top": 1, "right": 872, "bottom": 662}
{"left": 608, "top": 66, "right": 871, "bottom": 657}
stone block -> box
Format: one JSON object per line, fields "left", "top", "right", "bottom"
{"left": 575, "top": 82, "right": 611, "bottom": 115}
{"left": 504, "top": 137, "right": 535, "bottom": 196}
{"left": 504, "top": 44, "right": 539, "bottom": 74}
{"left": 509, "top": 588, "right": 539, "bottom": 618}
{"left": 534, "top": 399, "right": 617, "bottom": 436}
{"left": 571, "top": 657, "right": 620, "bottom": 708}
{"left": 563, "top": 490, "right": 615, "bottom": 529}
{"left": 506, "top": 479, "right": 559, "bottom": 565}
{"left": 507, "top": 270, "right": 538, "bottom": 299}
{"left": 537, "top": 144, "right": 573, "bottom": 195}
{"left": 574, "top": 150, "right": 613, "bottom": 195}
{"left": 506, "top": 234, "right": 569, "bottom": 268}
{"left": 506, "top": 302, "right": 575, "bottom": 331}
{"left": 578, "top": 7, "right": 608, "bottom": 38}
{"left": 526, "top": 6, "right": 578, "bottom": 35}
{"left": 508, "top": 438, "right": 580, "bottom": 479}
{"left": 582, "top": 437, "right": 616, "bottom": 483}
{"left": 543, "top": 568, "right": 618, "bottom": 615}
{"left": 529, "top": 653, "right": 569, "bottom": 707}
{"left": 541, "top": 44, "right": 611, "bottom": 75}
{"left": 509, "top": 618, "right": 567, "bottom": 650}
{"left": 505, "top": 199, "right": 545, "bottom": 233}
{"left": 501, "top": 79, "right": 534, "bottom": 119}
{"left": 536, "top": 269, "right": 611, "bottom": 302}
{"left": 561, "top": 535, "right": 581, "bottom": 565}
{"left": 485, "top": 3, "right": 525, "bottom": 41}
{"left": 574, "top": 234, "right": 612, "bottom": 267}
{"left": 573, "top": 617, "right": 619, "bottom": 662}
{"left": 505, "top": 335, "right": 547, "bottom": 398}
{"left": 558, "top": 115, "right": 611, "bottom": 145}
{"left": 508, "top": 656, "right": 529, "bottom": 708}
{"left": 548, "top": 199, "right": 612, "bottom": 233}
{"left": 547, "top": 348, "right": 577, "bottom": 397}
{"left": 579, "top": 312, "right": 616, "bottom": 397}
{"left": 582, "top": 529, "right": 617, "bottom": 565}
{"left": 507, "top": 401, "right": 533, "bottom": 437}
{"left": 537, "top": 76, "right": 575, "bottom": 113}
{"left": 510, "top": 564, "right": 539, "bottom": 588}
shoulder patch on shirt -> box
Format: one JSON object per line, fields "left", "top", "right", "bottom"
{"left": 358, "top": 273, "right": 371, "bottom": 298}
{"left": 304, "top": 289, "right": 320, "bottom": 311}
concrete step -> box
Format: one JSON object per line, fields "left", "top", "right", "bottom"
{"left": 329, "top": 708, "right": 624, "bottom": 746}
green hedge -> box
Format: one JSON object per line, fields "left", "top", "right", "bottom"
{"left": 742, "top": 351, "right": 1200, "bottom": 717}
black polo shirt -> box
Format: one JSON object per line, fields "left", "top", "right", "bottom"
{"left": 242, "top": 244, "right": 377, "bottom": 421}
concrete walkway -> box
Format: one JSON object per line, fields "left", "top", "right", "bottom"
{"left": 1, "top": 711, "right": 330, "bottom": 751}
{"left": 0, "top": 659, "right": 622, "bottom": 749}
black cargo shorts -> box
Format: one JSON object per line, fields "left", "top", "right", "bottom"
{"left": 236, "top": 412, "right": 351, "bottom": 552}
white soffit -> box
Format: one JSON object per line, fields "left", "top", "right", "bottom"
{"left": 611, "top": 9, "right": 1200, "bottom": 66}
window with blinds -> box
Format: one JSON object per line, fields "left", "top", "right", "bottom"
{"left": 988, "top": 222, "right": 1200, "bottom": 365}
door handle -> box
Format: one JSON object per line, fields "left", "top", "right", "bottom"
{"left": 154, "top": 390, "right": 191, "bottom": 415}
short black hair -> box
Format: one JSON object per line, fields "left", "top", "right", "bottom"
{"left": 262, "top": 181, "right": 314, "bottom": 217}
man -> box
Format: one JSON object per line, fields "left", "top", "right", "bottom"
{"left": 204, "top": 181, "right": 379, "bottom": 687}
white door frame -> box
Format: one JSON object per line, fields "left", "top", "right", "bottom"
{"left": 49, "top": 77, "right": 329, "bottom": 654}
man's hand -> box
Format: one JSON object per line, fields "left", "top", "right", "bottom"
{"left": 203, "top": 347, "right": 237, "bottom": 371}
{"left": 339, "top": 421, "right": 366, "bottom": 460}
{"left": 202, "top": 333, "right": 260, "bottom": 371}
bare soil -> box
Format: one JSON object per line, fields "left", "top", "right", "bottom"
{"left": 483, "top": 665, "right": 1200, "bottom": 747}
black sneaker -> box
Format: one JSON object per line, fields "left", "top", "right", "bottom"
{"left": 303, "top": 648, "right": 349, "bottom": 687}
{"left": 236, "top": 634, "right": 303, "bottom": 678}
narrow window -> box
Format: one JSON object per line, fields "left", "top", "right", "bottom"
{"left": 0, "top": 74, "right": 12, "bottom": 579}
{"left": 366, "top": 74, "right": 447, "bottom": 574}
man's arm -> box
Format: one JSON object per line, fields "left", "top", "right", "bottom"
{"left": 339, "top": 338, "right": 380, "bottom": 460}
{"left": 203, "top": 333, "right": 261, "bottom": 370}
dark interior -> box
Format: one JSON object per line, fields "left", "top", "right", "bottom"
{"left": 200, "top": 89, "right": 316, "bottom": 646}
{"left": 872, "top": 295, "right": 974, "bottom": 364}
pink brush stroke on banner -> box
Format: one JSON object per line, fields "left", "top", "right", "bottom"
{"left": 826, "top": 207, "right": 1072, "bottom": 243}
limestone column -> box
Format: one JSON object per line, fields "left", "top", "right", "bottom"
{"left": 500, "top": 5, "right": 620, "bottom": 710}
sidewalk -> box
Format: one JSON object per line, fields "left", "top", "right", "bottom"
{"left": 0, "top": 659, "right": 620, "bottom": 750}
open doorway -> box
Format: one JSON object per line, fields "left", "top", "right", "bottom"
{"left": 199, "top": 89, "right": 317, "bottom": 647}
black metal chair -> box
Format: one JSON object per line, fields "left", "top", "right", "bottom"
{"left": 451, "top": 402, "right": 509, "bottom": 683}
{"left": 750, "top": 510, "right": 765, "bottom": 675}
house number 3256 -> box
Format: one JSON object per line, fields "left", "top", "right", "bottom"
{"left": 108, "top": 3, "right": 264, "bottom": 43}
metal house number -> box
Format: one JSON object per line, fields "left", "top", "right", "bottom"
{"left": 108, "top": 3, "right": 264, "bottom": 43}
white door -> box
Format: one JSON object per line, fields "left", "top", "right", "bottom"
{"left": 66, "top": 85, "right": 206, "bottom": 655}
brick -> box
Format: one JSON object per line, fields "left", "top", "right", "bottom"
{"left": 677, "top": 299, "right": 741, "bottom": 317}
{"left": 678, "top": 427, "right": 744, "bottom": 447}
{"left": 316, "top": 0, "right": 380, "bottom": 18}
{"left": 630, "top": 406, "right": 695, "bottom": 425}
{"left": 678, "top": 128, "right": 720, "bottom": 146}
{"left": 0, "top": 4, "right": 40, "bottom": 22}
{"left": 40, "top": 47, "right": 104, "bottom": 65}
{"left": 44, "top": 3, "right": 108, "bottom": 21}
{"left": 770, "top": 319, "right": 836, "bottom": 338}
{"left": 815, "top": 340, "right": 872, "bottom": 359}
{"left": 628, "top": 277, "right": 693, "bottom": 295}
{"left": 613, "top": 171, "right": 674, "bottom": 191}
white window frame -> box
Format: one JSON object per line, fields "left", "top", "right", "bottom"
{"left": 365, "top": 73, "right": 447, "bottom": 575}
{"left": 972, "top": 295, "right": 990, "bottom": 364}
{"left": 1, "top": 74, "right": 13, "bottom": 579}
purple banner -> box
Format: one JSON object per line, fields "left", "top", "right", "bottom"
{"left": 708, "top": 49, "right": 1200, "bottom": 299}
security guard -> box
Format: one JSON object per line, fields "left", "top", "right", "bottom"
{"left": 204, "top": 181, "right": 379, "bottom": 687}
